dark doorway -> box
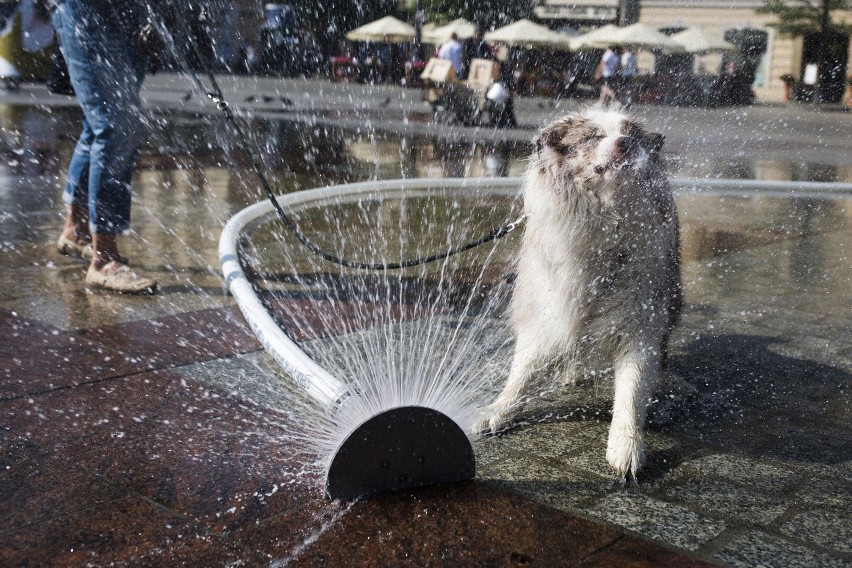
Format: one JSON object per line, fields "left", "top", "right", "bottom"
{"left": 801, "top": 31, "right": 849, "bottom": 103}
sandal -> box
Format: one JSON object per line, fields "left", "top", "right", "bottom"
{"left": 86, "top": 263, "right": 157, "bottom": 294}
{"left": 57, "top": 235, "right": 93, "bottom": 261}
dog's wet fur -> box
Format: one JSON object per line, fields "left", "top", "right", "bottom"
{"left": 479, "top": 109, "right": 682, "bottom": 480}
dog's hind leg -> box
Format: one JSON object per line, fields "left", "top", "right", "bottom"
{"left": 605, "top": 340, "right": 660, "bottom": 480}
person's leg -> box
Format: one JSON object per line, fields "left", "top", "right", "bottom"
{"left": 57, "top": 112, "right": 91, "bottom": 235}
{"left": 90, "top": 232, "right": 122, "bottom": 269}
{"left": 598, "top": 78, "right": 612, "bottom": 105}
{"left": 601, "top": 80, "right": 618, "bottom": 106}
{"left": 54, "top": 0, "right": 146, "bottom": 234}
{"left": 82, "top": 50, "right": 153, "bottom": 290}
{"left": 53, "top": 0, "right": 155, "bottom": 292}
{"left": 53, "top": 4, "right": 93, "bottom": 255}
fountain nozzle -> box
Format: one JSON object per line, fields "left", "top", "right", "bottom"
{"left": 325, "top": 406, "right": 475, "bottom": 500}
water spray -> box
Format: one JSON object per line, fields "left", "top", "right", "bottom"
{"left": 158, "top": 7, "right": 509, "bottom": 498}
{"left": 220, "top": 179, "right": 520, "bottom": 499}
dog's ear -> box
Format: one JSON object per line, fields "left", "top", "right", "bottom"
{"left": 647, "top": 133, "right": 665, "bottom": 156}
{"left": 540, "top": 115, "right": 588, "bottom": 154}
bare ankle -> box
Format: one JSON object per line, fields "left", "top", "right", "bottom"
{"left": 92, "top": 256, "right": 124, "bottom": 271}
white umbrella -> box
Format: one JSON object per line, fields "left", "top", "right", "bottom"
{"left": 615, "top": 23, "right": 685, "bottom": 51}
{"left": 568, "top": 24, "right": 620, "bottom": 50}
{"left": 571, "top": 22, "right": 684, "bottom": 51}
{"left": 345, "top": 16, "right": 415, "bottom": 43}
{"left": 423, "top": 18, "right": 476, "bottom": 44}
{"left": 484, "top": 18, "right": 572, "bottom": 50}
{"left": 668, "top": 27, "right": 736, "bottom": 54}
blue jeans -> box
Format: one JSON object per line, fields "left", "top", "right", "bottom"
{"left": 52, "top": 0, "right": 147, "bottom": 234}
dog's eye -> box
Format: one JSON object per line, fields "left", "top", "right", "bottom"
{"left": 584, "top": 135, "right": 604, "bottom": 146}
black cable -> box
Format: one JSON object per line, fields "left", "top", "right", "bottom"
{"left": 152, "top": 6, "right": 525, "bottom": 270}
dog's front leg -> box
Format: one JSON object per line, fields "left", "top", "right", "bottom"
{"left": 477, "top": 343, "right": 542, "bottom": 434}
{"left": 606, "top": 343, "right": 660, "bottom": 480}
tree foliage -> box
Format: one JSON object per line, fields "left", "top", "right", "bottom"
{"left": 294, "top": 0, "right": 402, "bottom": 45}
{"left": 756, "top": 0, "right": 852, "bottom": 37}
{"left": 417, "top": 0, "right": 533, "bottom": 30}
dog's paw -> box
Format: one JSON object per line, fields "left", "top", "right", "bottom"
{"left": 473, "top": 404, "right": 512, "bottom": 436}
{"left": 606, "top": 427, "right": 646, "bottom": 480}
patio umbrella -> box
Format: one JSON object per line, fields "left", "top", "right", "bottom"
{"left": 668, "top": 27, "right": 736, "bottom": 54}
{"left": 423, "top": 18, "right": 476, "bottom": 44}
{"left": 615, "top": 23, "right": 685, "bottom": 51}
{"left": 568, "top": 24, "right": 620, "bottom": 50}
{"left": 571, "top": 22, "right": 684, "bottom": 51}
{"left": 484, "top": 18, "right": 572, "bottom": 50}
{"left": 345, "top": 16, "right": 415, "bottom": 43}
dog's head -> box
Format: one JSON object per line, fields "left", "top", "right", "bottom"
{"left": 532, "top": 109, "right": 664, "bottom": 185}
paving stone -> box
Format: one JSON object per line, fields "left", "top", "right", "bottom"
{"left": 488, "top": 419, "right": 605, "bottom": 461}
{"left": 579, "top": 534, "right": 715, "bottom": 567}
{"left": 0, "top": 495, "right": 259, "bottom": 566}
{"left": 286, "top": 482, "right": 626, "bottom": 567}
{"left": 477, "top": 443, "right": 614, "bottom": 511}
{"left": 661, "top": 478, "right": 789, "bottom": 525}
{"left": 1, "top": 373, "right": 179, "bottom": 454}
{"left": 715, "top": 530, "right": 851, "bottom": 568}
{"left": 0, "top": 438, "right": 128, "bottom": 533}
{"left": 588, "top": 490, "right": 728, "bottom": 551}
{"left": 666, "top": 453, "right": 798, "bottom": 493}
{"left": 563, "top": 446, "right": 620, "bottom": 480}
{"left": 793, "top": 476, "right": 852, "bottom": 509}
{"left": 77, "top": 306, "right": 261, "bottom": 372}
{"left": 780, "top": 507, "right": 852, "bottom": 554}
{"left": 64, "top": 372, "right": 323, "bottom": 533}
{"left": 171, "top": 351, "right": 318, "bottom": 418}
{"left": 0, "top": 309, "right": 138, "bottom": 399}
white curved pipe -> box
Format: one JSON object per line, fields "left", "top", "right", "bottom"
{"left": 219, "top": 178, "right": 519, "bottom": 409}
{"left": 220, "top": 201, "right": 350, "bottom": 407}
{"left": 219, "top": 176, "right": 851, "bottom": 410}
{"left": 671, "top": 177, "right": 852, "bottom": 199}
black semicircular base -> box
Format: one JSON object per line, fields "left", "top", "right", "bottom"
{"left": 325, "top": 406, "right": 476, "bottom": 500}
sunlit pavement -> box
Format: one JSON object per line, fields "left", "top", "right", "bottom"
{"left": 0, "top": 76, "right": 850, "bottom": 566}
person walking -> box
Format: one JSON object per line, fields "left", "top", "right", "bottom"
{"left": 51, "top": 0, "right": 157, "bottom": 293}
{"left": 619, "top": 45, "right": 637, "bottom": 108}
{"left": 595, "top": 44, "right": 621, "bottom": 108}
{"left": 438, "top": 32, "right": 464, "bottom": 77}
{"left": 460, "top": 27, "right": 491, "bottom": 79}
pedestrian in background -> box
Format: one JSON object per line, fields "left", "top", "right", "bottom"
{"left": 51, "top": 0, "right": 157, "bottom": 293}
{"left": 438, "top": 32, "right": 464, "bottom": 77}
{"left": 594, "top": 44, "right": 621, "bottom": 109}
{"left": 619, "top": 45, "right": 636, "bottom": 108}
{"left": 460, "top": 27, "right": 491, "bottom": 80}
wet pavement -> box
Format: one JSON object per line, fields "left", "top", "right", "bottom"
{"left": 1, "top": 75, "right": 851, "bottom": 566}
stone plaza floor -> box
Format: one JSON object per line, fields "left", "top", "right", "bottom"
{"left": 1, "top": 75, "right": 850, "bottom": 566}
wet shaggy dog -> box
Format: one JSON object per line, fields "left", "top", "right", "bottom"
{"left": 481, "top": 109, "right": 682, "bottom": 480}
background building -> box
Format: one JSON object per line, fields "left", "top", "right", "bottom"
{"left": 536, "top": 0, "right": 852, "bottom": 102}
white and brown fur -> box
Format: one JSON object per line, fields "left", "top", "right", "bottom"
{"left": 481, "top": 109, "right": 682, "bottom": 480}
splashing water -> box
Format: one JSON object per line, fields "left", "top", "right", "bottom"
{"left": 233, "top": 179, "right": 524, "bottom": 476}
